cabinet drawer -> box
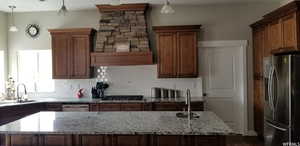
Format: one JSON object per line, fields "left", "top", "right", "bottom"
{"left": 89, "top": 104, "right": 99, "bottom": 111}
{"left": 120, "top": 103, "right": 143, "bottom": 111}
{"left": 46, "top": 103, "right": 62, "bottom": 111}
{"left": 99, "top": 104, "right": 121, "bottom": 111}
{"left": 154, "top": 103, "right": 183, "bottom": 111}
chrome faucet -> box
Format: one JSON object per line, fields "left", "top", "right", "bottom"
{"left": 186, "top": 89, "right": 191, "bottom": 120}
{"left": 17, "top": 83, "right": 27, "bottom": 102}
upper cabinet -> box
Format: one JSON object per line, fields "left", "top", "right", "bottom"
{"left": 153, "top": 25, "right": 201, "bottom": 78}
{"left": 49, "top": 28, "right": 96, "bottom": 79}
{"left": 252, "top": 1, "right": 300, "bottom": 55}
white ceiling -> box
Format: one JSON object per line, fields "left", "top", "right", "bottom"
{"left": 0, "top": 0, "right": 281, "bottom": 12}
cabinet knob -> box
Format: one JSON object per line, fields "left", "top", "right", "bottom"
{"left": 203, "top": 93, "right": 207, "bottom": 97}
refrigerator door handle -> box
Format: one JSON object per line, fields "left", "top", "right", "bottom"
{"left": 269, "top": 66, "right": 275, "bottom": 110}
{"left": 267, "top": 66, "right": 272, "bottom": 110}
{"left": 266, "top": 122, "right": 287, "bottom": 132}
{"left": 273, "top": 68, "right": 279, "bottom": 109}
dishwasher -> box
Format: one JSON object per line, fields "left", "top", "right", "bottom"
{"left": 62, "top": 104, "right": 89, "bottom": 112}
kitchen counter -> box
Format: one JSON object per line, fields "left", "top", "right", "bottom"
{"left": 0, "top": 97, "right": 204, "bottom": 108}
{"left": 0, "top": 111, "right": 232, "bottom": 135}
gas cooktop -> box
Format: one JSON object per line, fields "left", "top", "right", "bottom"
{"left": 101, "top": 95, "right": 144, "bottom": 100}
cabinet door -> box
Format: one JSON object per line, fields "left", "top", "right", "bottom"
{"left": 177, "top": 31, "right": 198, "bottom": 77}
{"left": 253, "top": 27, "right": 264, "bottom": 78}
{"left": 154, "top": 103, "right": 182, "bottom": 111}
{"left": 45, "top": 103, "right": 62, "bottom": 111}
{"left": 52, "top": 35, "right": 70, "bottom": 79}
{"left": 254, "top": 79, "right": 264, "bottom": 137}
{"left": 120, "top": 103, "right": 143, "bottom": 111}
{"left": 115, "top": 135, "right": 147, "bottom": 146}
{"left": 79, "top": 135, "right": 108, "bottom": 146}
{"left": 157, "top": 33, "right": 177, "bottom": 78}
{"left": 268, "top": 19, "right": 282, "bottom": 52}
{"left": 282, "top": 13, "right": 298, "bottom": 50}
{"left": 263, "top": 26, "right": 271, "bottom": 57}
{"left": 39, "top": 135, "right": 72, "bottom": 146}
{"left": 89, "top": 104, "right": 99, "bottom": 111}
{"left": 70, "top": 35, "right": 91, "bottom": 79}
{"left": 6, "top": 135, "right": 38, "bottom": 146}
{"left": 155, "top": 136, "right": 182, "bottom": 146}
{"left": 99, "top": 104, "right": 121, "bottom": 111}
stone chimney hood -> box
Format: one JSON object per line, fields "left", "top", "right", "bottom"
{"left": 91, "top": 3, "right": 153, "bottom": 66}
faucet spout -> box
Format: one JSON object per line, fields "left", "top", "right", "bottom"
{"left": 17, "top": 83, "right": 27, "bottom": 102}
{"left": 186, "top": 89, "right": 191, "bottom": 120}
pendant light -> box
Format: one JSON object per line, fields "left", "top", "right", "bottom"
{"left": 9, "top": 5, "right": 18, "bottom": 32}
{"left": 161, "top": 0, "right": 175, "bottom": 14}
{"left": 58, "top": 0, "right": 68, "bottom": 16}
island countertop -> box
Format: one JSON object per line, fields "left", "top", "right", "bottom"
{"left": 0, "top": 111, "right": 233, "bottom": 136}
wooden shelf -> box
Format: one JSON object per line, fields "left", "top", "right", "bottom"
{"left": 90, "top": 52, "right": 153, "bottom": 66}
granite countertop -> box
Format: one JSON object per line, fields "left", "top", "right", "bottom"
{"left": 0, "top": 97, "right": 204, "bottom": 108}
{"left": 0, "top": 111, "right": 233, "bottom": 135}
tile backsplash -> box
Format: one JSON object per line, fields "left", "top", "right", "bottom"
{"left": 29, "top": 65, "right": 202, "bottom": 99}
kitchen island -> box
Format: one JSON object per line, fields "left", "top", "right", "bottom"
{"left": 0, "top": 111, "right": 232, "bottom": 146}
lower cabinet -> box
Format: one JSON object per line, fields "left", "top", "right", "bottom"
{"left": 3, "top": 135, "right": 72, "bottom": 146}
{"left": 89, "top": 102, "right": 203, "bottom": 112}
{"left": 45, "top": 103, "right": 62, "bottom": 111}
{"left": 0, "top": 103, "right": 44, "bottom": 126}
{"left": 153, "top": 102, "right": 203, "bottom": 111}
{"left": 1, "top": 135, "right": 225, "bottom": 146}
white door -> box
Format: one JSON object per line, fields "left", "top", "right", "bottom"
{"left": 199, "top": 41, "right": 248, "bottom": 135}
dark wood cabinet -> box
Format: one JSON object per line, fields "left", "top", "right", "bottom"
{"left": 153, "top": 25, "right": 201, "bottom": 78}
{"left": 45, "top": 103, "right": 62, "bottom": 111}
{"left": 89, "top": 103, "right": 99, "bottom": 111}
{"left": 51, "top": 35, "right": 69, "bottom": 79}
{"left": 39, "top": 135, "right": 72, "bottom": 146}
{"left": 153, "top": 102, "right": 203, "bottom": 111}
{"left": 49, "top": 28, "right": 96, "bottom": 79}
{"left": 5, "top": 135, "right": 38, "bottom": 146}
{"left": 2, "top": 135, "right": 225, "bottom": 146}
{"left": 0, "top": 103, "right": 44, "bottom": 126}
{"left": 89, "top": 102, "right": 203, "bottom": 112}
{"left": 120, "top": 103, "right": 144, "bottom": 111}
{"left": 177, "top": 31, "right": 198, "bottom": 77}
{"left": 99, "top": 103, "right": 121, "bottom": 111}
{"left": 250, "top": 1, "right": 300, "bottom": 137}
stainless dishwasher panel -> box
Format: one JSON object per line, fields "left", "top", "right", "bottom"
{"left": 62, "top": 104, "right": 90, "bottom": 112}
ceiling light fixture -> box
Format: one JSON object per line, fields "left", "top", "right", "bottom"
{"left": 161, "top": 0, "right": 175, "bottom": 14}
{"left": 8, "top": 5, "right": 18, "bottom": 32}
{"left": 58, "top": 0, "right": 68, "bottom": 16}
{"left": 160, "top": 0, "right": 175, "bottom": 14}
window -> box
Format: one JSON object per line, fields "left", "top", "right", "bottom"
{"left": 17, "top": 50, "right": 54, "bottom": 92}
{"left": 0, "top": 51, "right": 4, "bottom": 93}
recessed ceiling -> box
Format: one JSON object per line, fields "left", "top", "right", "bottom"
{"left": 0, "top": 0, "right": 281, "bottom": 12}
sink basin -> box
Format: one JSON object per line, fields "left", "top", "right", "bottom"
{"left": 176, "top": 112, "right": 200, "bottom": 119}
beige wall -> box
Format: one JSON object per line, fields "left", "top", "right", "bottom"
{"left": 0, "top": 11, "right": 8, "bottom": 84}
{"left": 7, "top": 3, "right": 281, "bottom": 134}
{"left": 0, "top": 11, "right": 7, "bottom": 51}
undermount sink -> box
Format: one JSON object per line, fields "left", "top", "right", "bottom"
{"left": 176, "top": 112, "right": 200, "bottom": 119}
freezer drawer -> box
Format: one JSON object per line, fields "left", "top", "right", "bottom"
{"left": 264, "top": 121, "right": 290, "bottom": 146}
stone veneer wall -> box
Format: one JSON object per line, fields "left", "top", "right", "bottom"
{"left": 95, "top": 10, "right": 150, "bottom": 52}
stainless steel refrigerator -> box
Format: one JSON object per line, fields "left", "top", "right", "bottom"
{"left": 264, "top": 54, "right": 300, "bottom": 146}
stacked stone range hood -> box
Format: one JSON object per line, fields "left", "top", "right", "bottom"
{"left": 91, "top": 3, "right": 153, "bottom": 66}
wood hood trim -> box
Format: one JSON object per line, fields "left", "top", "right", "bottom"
{"left": 48, "top": 28, "right": 96, "bottom": 35}
{"left": 96, "top": 3, "right": 149, "bottom": 12}
{"left": 91, "top": 52, "right": 153, "bottom": 66}
{"left": 153, "top": 25, "right": 201, "bottom": 32}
